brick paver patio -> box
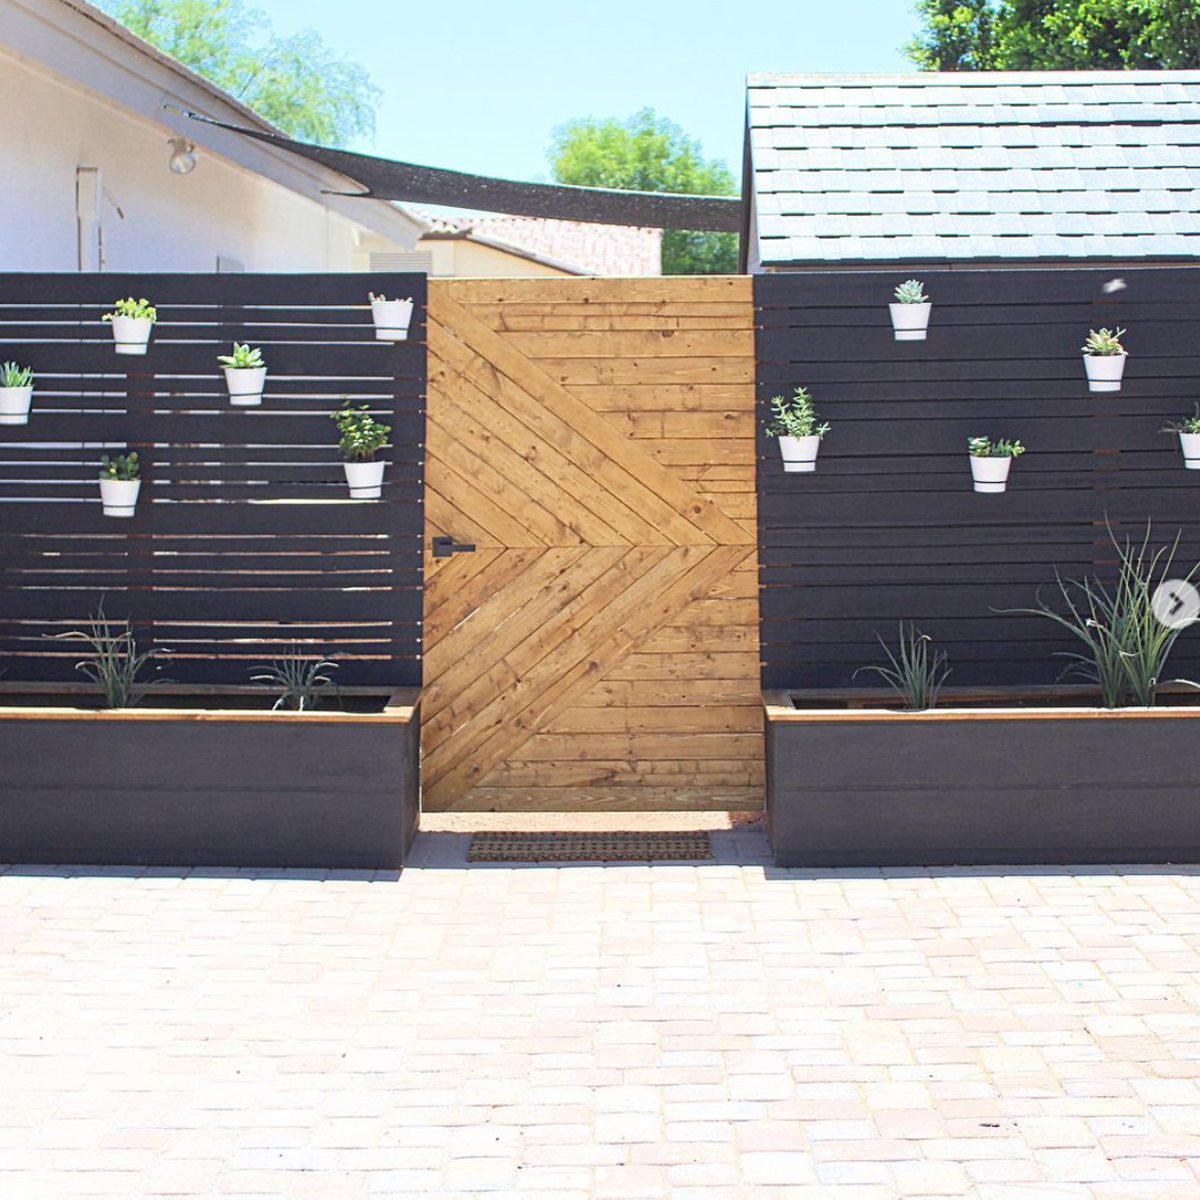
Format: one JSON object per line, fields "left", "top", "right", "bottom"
{"left": 3, "top": 826, "right": 1200, "bottom": 1198}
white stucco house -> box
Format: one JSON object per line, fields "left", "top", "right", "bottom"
{"left": 1, "top": 0, "right": 427, "bottom": 273}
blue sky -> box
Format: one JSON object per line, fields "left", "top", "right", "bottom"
{"left": 250, "top": 0, "right": 917, "bottom": 180}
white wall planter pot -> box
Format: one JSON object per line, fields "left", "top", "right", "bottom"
{"left": 777, "top": 435, "right": 821, "bottom": 473}
{"left": 371, "top": 298, "right": 414, "bottom": 341}
{"left": 1083, "top": 353, "right": 1126, "bottom": 393}
{"left": 969, "top": 456, "right": 1012, "bottom": 494}
{"left": 1179, "top": 432, "right": 1200, "bottom": 469}
{"left": 109, "top": 316, "right": 153, "bottom": 356}
{"left": 224, "top": 367, "right": 267, "bottom": 406}
{"left": 0, "top": 386, "right": 33, "bottom": 425}
{"left": 344, "top": 459, "right": 386, "bottom": 499}
{"left": 889, "top": 303, "right": 931, "bottom": 341}
{"left": 99, "top": 477, "right": 140, "bottom": 518}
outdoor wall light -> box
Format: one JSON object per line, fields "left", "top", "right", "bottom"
{"left": 167, "top": 136, "right": 197, "bottom": 175}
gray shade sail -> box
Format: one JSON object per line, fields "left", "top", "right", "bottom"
{"left": 181, "top": 110, "right": 742, "bottom": 233}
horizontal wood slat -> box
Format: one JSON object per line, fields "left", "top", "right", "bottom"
{"left": 423, "top": 276, "right": 760, "bottom": 812}
{"left": 0, "top": 272, "right": 426, "bottom": 686}
{"left": 755, "top": 265, "right": 1200, "bottom": 690}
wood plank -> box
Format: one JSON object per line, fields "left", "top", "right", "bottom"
{"left": 478, "top": 313, "right": 748, "bottom": 333}
{"left": 422, "top": 276, "right": 757, "bottom": 811}
{"left": 537, "top": 356, "right": 754, "bottom": 386}
{"left": 423, "top": 545, "right": 750, "bottom": 804}
{"left": 544, "top": 705, "right": 762, "bottom": 734}
{"left": 512, "top": 732, "right": 762, "bottom": 761}
{"left": 432, "top": 318, "right": 714, "bottom": 547}
{"left": 444, "top": 276, "right": 751, "bottom": 306}
{"left": 574, "top": 384, "right": 752, "bottom": 410}
{"left": 444, "top": 786, "right": 763, "bottom": 812}
{"left": 422, "top": 546, "right": 636, "bottom": 730}
{"left": 426, "top": 407, "right": 581, "bottom": 546}
{"left": 426, "top": 453, "right": 539, "bottom": 548}
{"left": 476, "top": 760, "right": 764, "bottom": 788}
{"left": 429, "top": 292, "right": 752, "bottom": 546}
{"left": 429, "top": 343, "right": 652, "bottom": 545}
{"left": 502, "top": 330, "right": 755, "bottom": 359}
{"left": 570, "top": 680, "right": 762, "bottom": 707}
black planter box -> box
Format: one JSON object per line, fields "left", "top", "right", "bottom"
{"left": 0, "top": 689, "right": 421, "bottom": 869}
{"left": 765, "top": 691, "right": 1200, "bottom": 867}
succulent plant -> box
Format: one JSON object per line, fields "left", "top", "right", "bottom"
{"left": 103, "top": 298, "right": 157, "bottom": 323}
{"left": 99, "top": 452, "right": 139, "bottom": 480}
{"left": 218, "top": 343, "right": 266, "bottom": 369}
{"left": 1082, "top": 327, "right": 1126, "bottom": 356}
{"left": 764, "top": 387, "right": 830, "bottom": 440}
{"left": 893, "top": 279, "right": 929, "bottom": 304}
{"left": 968, "top": 437, "right": 1025, "bottom": 459}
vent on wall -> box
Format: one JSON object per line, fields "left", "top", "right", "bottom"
{"left": 370, "top": 252, "right": 432, "bottom": 274}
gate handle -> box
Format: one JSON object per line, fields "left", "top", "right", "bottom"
{"left": 432, "top": 535, "right": 476, "bottom": 558}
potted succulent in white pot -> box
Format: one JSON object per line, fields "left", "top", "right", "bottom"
{"left": 98, "top": 452, "right": 140, "bottom": 517}
{"left": 332, "top": 400, "right": 391, "bottom": 499}
{"left": 1082, "top": 327, "right": 1127, "bottom": 392}
{"left": 218, "top": 343, "right": 268, "bottom": 406}
{"left": 369, "top": 292, "right": 414, "bottom": 341}
{"left": 0, "top": 361, "right": 34, "bottom": 425}
{"left": 889, "top": 279, "right": 931, "bottom": 341}
{"left": 765, "top": 386, "right": 830, "bottom": 473}
{"left": 1163, "top": 406, "right": 1200, "bottom": 469}
{"left": 102, "top": 297, "right": 156, "bottom": 355}
{"left": 968, "top": 436, "right": 1025, "bottom": 493}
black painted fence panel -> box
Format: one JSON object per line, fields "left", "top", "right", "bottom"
{"left": 755, "top": 266, "right": 1200, "bottom": 690}
{"left": 0, "top": 272, "right": 426, "bottom": 687}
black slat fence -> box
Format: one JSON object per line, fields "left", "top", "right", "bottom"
{"left": 756, "top": 267, "right": 1200, "bottom": 690}
{"left": 0, "top": 273, "right": 425, "bottom": 687}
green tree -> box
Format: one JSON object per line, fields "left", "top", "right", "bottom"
{"left": 907, "top": 0, "right": 1200, "bottom": 70}
{"left": 95, "top": 0, "right": 379, "bottom": 145}
{"left": 549, "top": 109, "right": 738, "bottom": 275}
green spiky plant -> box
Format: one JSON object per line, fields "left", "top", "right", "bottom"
{"left": 854, "top": 623, "right": 951, "bottom": 711}
{"left": 217, "top": 343, "right": 265, "bottom": 369}
{"left": 1007, "top": 525, "right": 1199, "bottom": 708}
{"left": 1, "top": 362, "right": 33, "bottom": 388}
{"left": 968, "top": 436, "right": 1025, "bottom": 458}
{"left": 1082, "top": 328, "right": 1126, "bottom": 356}
{"left": 332, "top": 400, "right": 391, "bottom": 461}
{"left": 103, "top": 298, "right": 157, "bottom": 323}
{"left": 250, "top": 645, "right": 339, "bottom": 711}
{"left": 1162, "top": 405, "right": 1200, "bottom": 436}
{"left": 764, "top": 387, "right": 830, "bottom": 440}
{"left": 53, "top": 604, "right": 157, "bottom": 709}
{"left": 893, "top": 279, "right": 929, "bottom": 304}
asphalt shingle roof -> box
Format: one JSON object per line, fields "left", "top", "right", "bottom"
{"left": 747, "top": 71, "right": 1200, "bottom": 265}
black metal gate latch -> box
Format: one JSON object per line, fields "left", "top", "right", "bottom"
{"left": 432, "top": 536, "right": 476, "bottom": 558}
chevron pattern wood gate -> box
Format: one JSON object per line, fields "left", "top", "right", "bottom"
{"left": 423, "top": 277, "right": 761, "bottom": 812}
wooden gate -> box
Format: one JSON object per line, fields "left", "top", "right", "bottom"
{"left": 423, "top": 277, "right": 761, "bottom": 811}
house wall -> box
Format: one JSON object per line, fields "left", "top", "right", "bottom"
{"left": 417, "top": 237, "right": 578, "bottom": 279}
{"left": 0, "top": 49, "right": 396, "bottom": 273}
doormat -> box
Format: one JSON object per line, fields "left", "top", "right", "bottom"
{"left": 467, "top": 831, "right": 713, "bottom": 863}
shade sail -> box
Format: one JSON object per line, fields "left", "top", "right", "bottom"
{"left": 180, "top": 110, "right": 742, "bottom": 233}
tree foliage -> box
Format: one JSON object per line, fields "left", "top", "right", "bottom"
{"left": 907, "top": 0, "right": 1200, "bottom": 70}
{"left": 96, "top": 0, "right": 379, "bottom": 145}
{"left": 548, "top": 109, "right": 738, "bottom": 275}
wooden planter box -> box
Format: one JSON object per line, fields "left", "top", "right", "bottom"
{"left": 0, "top": 688, "right": 420, "bottom": 869}
{"left": 764, "top": 690, "right": 1200, "bottom": 867}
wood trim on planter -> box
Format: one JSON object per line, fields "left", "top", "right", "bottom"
{"left": 0, "top": 689, "right": 420, "bottom": 869}
{"left": 764, "top": 691, "right": 1200, "bottom": 867}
